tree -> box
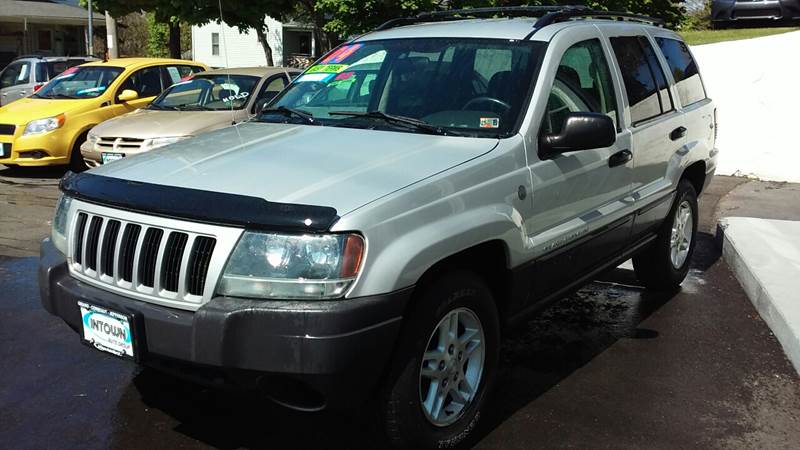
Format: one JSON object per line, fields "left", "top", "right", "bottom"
{"left": 87, "top": 0, "right": 194, "bottom": 58}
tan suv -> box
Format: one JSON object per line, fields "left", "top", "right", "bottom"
{"left": 81, "top": 66, "right": 299, "bottom": 166}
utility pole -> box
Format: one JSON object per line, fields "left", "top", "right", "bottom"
{"left": 87, "top": 0, "right": 94, "bottom": 56}
{"left": 105, "top": 11, "right": 118, "bottom": 59}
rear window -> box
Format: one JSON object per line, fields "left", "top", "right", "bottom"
{"left": 610, "top": 36, "right": 674, "bottom": 125}
{"left": 655, "top": 37, "right": 706, "bottom": 106}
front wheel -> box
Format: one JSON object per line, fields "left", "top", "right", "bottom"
{"left": 633, "top": 179, "right": 698, "bottom": 290}
{"left": 378, "top": 271, "right": 499, "bottom": 449}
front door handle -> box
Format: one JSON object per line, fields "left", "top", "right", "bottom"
{"left": 609, "top": 149, "right": 632, "bottom": 168}
{"left": 670, "top": 126, "right": 687, "bottom": 141}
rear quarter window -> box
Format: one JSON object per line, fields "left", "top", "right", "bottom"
{"left": 655, "top": 37, "right": 706, "bottom": 106}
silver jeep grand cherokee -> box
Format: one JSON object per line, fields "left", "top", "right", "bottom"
{"left": 40, "top": 6, "right": 717, "bottom": 449}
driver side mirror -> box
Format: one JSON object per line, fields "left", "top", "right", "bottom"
{"left": 254, "top": 96, "right": 274, "bottom": 114}
{"left": 118, "top": 89, "right": 139, "bottom": 102}
{"left": 539, "top": 112, "right": 616, "bottom": 158}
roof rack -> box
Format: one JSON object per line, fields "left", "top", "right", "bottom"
{"left": 13, "top": 54, "right": 46, "bottom": 61}
{"left": 374, "top": 5, "right": 665, "bottom": 35}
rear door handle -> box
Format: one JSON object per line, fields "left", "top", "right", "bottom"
{"left": 670, "top": 126, "right": 687, "bottom": 141}
{"left": 609, "top": 149, "right": 632, "bottom": 168}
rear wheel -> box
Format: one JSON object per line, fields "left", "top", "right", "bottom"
{"left": 633, "top": 179, "right": 698, "bottom": 290}
{"left": 378, "top": 271, "right": 499, "bottom": 449}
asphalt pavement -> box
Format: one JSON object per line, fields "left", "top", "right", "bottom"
{"left": 1, "top": 166, "right": 798, "bottom": 449}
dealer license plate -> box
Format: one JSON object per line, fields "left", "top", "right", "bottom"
{"left": 79, "top": 301, "right": 136, "bottom": 359}
{"left": 101, "top": 152, "right": 124, "bottom": 164}
{"left": 0, "top": 143, "right": 10, "bottom": 158}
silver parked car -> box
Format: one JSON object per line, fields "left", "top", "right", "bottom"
{"left": 81, "top": 66, "right": 300, "bottom": 166}
{"left": 0, "top": 55, "right": 97, "bottom": 106}
{"left": 40, "top": 6, "right": 717, "bottom": 448}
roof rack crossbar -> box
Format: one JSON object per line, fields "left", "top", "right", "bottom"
{"left": 374, "top": 5, "right": 585, "bottom": 31}
{"left": 374, "top": 5, "right": 664, "bottom": 35}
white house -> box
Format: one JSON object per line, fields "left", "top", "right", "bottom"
{"left": 191, "top": 18, "right": 316, "bottom": 68}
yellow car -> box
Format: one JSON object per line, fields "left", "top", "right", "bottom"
{"left": 0, "top": 58, "right": 207, "bottom": 170}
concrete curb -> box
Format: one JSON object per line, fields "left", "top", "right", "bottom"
{"left": 717, "top": 217, "right": 800, "bottom": 375}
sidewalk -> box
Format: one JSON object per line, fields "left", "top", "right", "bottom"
{"left": 714, "top": 179, "right": 800, "bottom": 374}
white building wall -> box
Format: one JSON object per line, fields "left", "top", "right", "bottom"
{"left": 191, "top": 17, "right": 284, "bottom": 68}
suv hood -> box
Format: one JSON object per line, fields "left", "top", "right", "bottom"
{"left": 91, "top": 108, "right": 244, "bottom": 139}
{"left": 90, "top": 122, "right": 498, "bottom": 216}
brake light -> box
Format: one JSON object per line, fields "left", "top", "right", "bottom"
{"left": 33, "top": 83, "right": 45, "bottom": 92}
{"left": 713, "top": 108, "right": 718, "bottom": 144}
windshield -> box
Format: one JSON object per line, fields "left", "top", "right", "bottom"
{"left": 34, "top": 66, "right": 123, "bottom": 99}
{"left": 263, "top": 38, "right": 545, "bottom": 137}
{"left": 151, "top": 74, "right": 260, "bottom": 111}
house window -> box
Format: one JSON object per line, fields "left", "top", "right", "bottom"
{"left": 211, "top": 33, "right": 220, "bottom": 56}
{"left": 38, "top": 30, "right": 52, "bottom": 51}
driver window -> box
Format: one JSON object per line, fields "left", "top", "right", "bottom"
{"left": 118, "top": 66, "right": 163, "bottom": 99}
{"left": 543, "top": 39, "right": 619, "bottom": 135}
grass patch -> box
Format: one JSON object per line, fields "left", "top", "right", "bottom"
{"left": 680, "top": 27, "right": 799, "bottom": 46}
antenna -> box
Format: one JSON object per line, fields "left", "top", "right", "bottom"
{"left": 217, "top": 0, "right": 240, "bottom": 132}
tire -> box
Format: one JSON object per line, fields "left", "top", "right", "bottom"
{"left": 68, "top": 135, "right": 89, "bottom": 172}
{"left": 633, "top": 179, "right": 698, "bottom": 290}
{"left": 378, "top": 271, "right": 500, "bottom": 449}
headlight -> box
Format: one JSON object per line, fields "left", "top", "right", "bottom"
{"left": 217, "top": 232, "right": 365, "bottom": 300}
{"left": 51, "top": 194, "right": 73, "bottom": 254}
{"left": 24, "top": 114, "right": 65, "bottom": 136}
{"left": 87, "top": 131, "right": 99, "bottom": 146}
{"left": 141, "top": 136, "right": 189, "bottom": 151}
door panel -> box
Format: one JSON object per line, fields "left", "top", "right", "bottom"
{"left": 606, "top": 32, "right": 686, "bottom": 208}
{"left": 524, "top": 29, "right": 634, "bottom": 301}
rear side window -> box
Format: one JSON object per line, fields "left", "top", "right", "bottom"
{"left": 0, "top": 61, "right": 31, "bottom": 88}
{"left": 656, "top": 37, "right": 706, "bottom": 106}
{"left": 610, "top": 36, "right": 674, "bottom": 125}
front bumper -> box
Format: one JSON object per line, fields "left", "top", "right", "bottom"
{"left": 712, "top": 0, "right": 800, "bottom": 21}
{"left": 39, "top": 238, "right": 411, "bottom": 410}
{"left": 0, "top": 127, "right": 71, "bottom": 166}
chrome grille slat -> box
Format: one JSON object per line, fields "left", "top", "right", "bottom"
{"left": 150, "top": 230, "right": 169, "bottom": 293}
{"left": 111, "top": 220, "right": 126, "bottom": 283}
{"left": 93, "top": 218, "right": 109, "bottom": 277}
{"left": 176, "top": 234, "right": 196, "bottom": 298}
{"left": 100, "top": 220, "right": 121, "bottom": 279}
{"left": 66, "top": 202, "right": 238, "bottom": 311}
{"left": 131, "top": 226, "right": 151, "bottom": 288}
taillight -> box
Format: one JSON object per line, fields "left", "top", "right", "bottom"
{"left": 33, "top": 83, "right": 45, "bottom": 92}
{"left": 713, "top": 108, "right": 718, "bottom": 144}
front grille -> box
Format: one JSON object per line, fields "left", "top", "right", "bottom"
{"left": 96, "top": 137, "right": 145, "bottom": 151}
{"left": 0, "top": 124, "right": 15, "bottom": 135}
{"left": 69, "top": 209, "right": 226, "bottom": 308}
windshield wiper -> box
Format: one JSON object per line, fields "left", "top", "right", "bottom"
{"left": 328, "top": 110, "right": 462, "bottom": 136}
{"left": 35, "top": 93, "right": 77, "bottom": 99}
{"left": 179, "top": 104, "right": 214, "bottom": 111}
{"left": 148, "top": 104, "right": 179, "bottom": 111}
{"left": 260, "top": 106, "right": 315, "bottom": 125}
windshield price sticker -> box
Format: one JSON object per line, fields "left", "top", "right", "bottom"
{"left": 321, "top": 43, "right": 364, "bottom": 64}
{"left": 480, "top": 117, "right": 500, "bottom": 129}
{"left": 297, "top": 73, "right": 335, "bottom": 83}
{"left": 306, "top": 64, "right": 350, "bottom": 74}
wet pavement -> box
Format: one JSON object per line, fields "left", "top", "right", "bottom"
{"left": 1, "top": 168, "right": 799, "bottom": 449}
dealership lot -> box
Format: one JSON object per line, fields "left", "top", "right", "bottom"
{"left": 0, "top": 166, "right": 798, "bottom": 449}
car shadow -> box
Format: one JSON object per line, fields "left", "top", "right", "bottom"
{"left": 0, "top": 164, "right": 69, "bottom": 180}
{"left": 115, "top": 233, "right": 723, "bottom": 449}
